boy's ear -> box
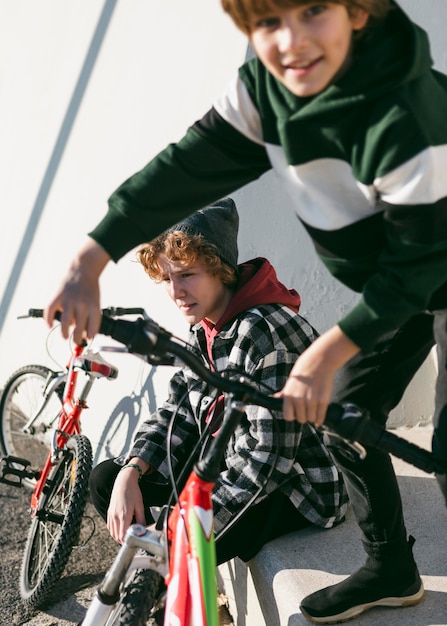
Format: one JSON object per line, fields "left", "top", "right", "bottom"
{"left": 351, "top": 9, "right": 369, "bottom": 31}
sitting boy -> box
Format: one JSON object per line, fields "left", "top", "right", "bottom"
{"left": 89, "top": 198, "right": 347, "bottom": 565}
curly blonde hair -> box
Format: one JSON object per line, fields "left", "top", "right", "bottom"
{"left": 137, "top": 231, "right": 238, "bottom": 287}
{"left": 221, "top": 0, "right": 390, "bottom": 35}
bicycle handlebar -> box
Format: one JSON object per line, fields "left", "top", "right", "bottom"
{"left": 321, "top": 403, "right": 445, "bottom": 475}
{"left": 96, "top": 313, "right": 447, "bottom": 476}
{"left": 19, "top": 307, "right": 147, "bottom": 320}
{"left": 19, "top": 308, "right": 445, "bottom": 475}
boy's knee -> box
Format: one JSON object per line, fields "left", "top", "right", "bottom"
{"left": 89, "top": 458, "right": 122, "bottom": 511}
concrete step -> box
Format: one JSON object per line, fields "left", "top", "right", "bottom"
{"left": 218, "top": 426, "right": 447, "bottom": 626}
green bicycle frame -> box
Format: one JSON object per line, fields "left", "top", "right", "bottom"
{"left": 164, "top": 471, "right": 219, "bottom": 626}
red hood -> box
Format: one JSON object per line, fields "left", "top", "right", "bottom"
{"left": 201, "top": 258, "right": 301, "bottom": 341}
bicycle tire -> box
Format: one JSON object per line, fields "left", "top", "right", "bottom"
{"left": 0, "top": 365, "right": 64, "bottom": 487}
{"left": 106, "top": 567, "right": 165, "bottom": 626}
{"left": 20, "top": 434, "right": 93, "bottom": 608}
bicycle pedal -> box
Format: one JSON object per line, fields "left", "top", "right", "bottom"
{"left": 0, "top": 455, "right": 41, "bottom": 487}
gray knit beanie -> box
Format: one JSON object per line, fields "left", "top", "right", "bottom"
{"left": 168, "top": 198, "right": 239, "bottom": 269}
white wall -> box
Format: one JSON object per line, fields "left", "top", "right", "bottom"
{"left": 0, "top": 1, "right": 443, "bottom": 461}
{"left": 0, "top": 0, "right": 248, "bottom": 460}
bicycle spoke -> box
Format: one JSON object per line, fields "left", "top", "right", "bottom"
{"left": 29, "top": 521, "right": 59, "bottom": 586}
{"left": 0, "top": 366, "right": 63, "bottom": 480}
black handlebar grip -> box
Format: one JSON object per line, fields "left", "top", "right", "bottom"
{"left": 99, "top": 316, "right": 135, "bottom": 344}
{"left": 99, "top": 316, "right": 157, "bottom": 356}
{"left": 102, "top": 307, "right": 145, "bottom": 317}
{"left": 374, "top": 428, "right": 446, "bottom": 474}
{"left": 326, "top": 403, "right": 446, "bottom": 474}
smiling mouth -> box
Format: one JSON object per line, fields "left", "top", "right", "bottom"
{"left": 285, "top": 57, "right": 321, "bottom": 72}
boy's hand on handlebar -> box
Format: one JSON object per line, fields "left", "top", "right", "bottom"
{"left": 276, "top": 326, "right": 360, "bottom": 426}
{"left": 45, "top": 280, "right": 100, "bottom": 344}
{"left": 44, "top": 238, "right": 111, "bottom": 343}
{"left": 279, "top": 350, "right": 335, "bottom": 427}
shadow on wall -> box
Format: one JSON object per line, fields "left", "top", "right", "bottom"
{"left": 93, "top": 364, "right": 157, "bottom": 465}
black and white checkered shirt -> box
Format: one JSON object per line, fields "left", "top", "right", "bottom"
{"left": 129, "top": 303, "right": 347, "bottom": 532}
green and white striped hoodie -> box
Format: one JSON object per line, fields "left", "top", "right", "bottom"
{"left": 92, "top": 2, "right": 447, "bottom": 352}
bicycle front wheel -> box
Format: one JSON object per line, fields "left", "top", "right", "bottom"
{"left": 20, "top": 434, "right": 93, "bottom": 608}
{"left": 106, "top": 567, "right": 165, "bottom": 626}
{"left": 0, "top": 365, "right": 64, "bottom": 485}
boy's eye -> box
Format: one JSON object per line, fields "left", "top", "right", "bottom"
{"left": 253, "top": 15, "right": 280, "bottom": 30}
{"left": 304, "top": 4, "right": 327, "bottom": 18}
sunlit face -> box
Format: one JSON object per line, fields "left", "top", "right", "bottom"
{"left": 249, "top": 3, "right": 369, "bottom": 97}
{"left": 159, "top": 255, "right": 233, "bottom": 325}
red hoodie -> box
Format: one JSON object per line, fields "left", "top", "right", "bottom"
{"left": 202, "top": 257, "right": 301, "bottom": 342}
{"left": 200, "top": 258, "right": 302, "bottom": 431}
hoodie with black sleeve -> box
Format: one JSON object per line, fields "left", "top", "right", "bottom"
{"left": 90, "top": 1, "right": 447, "bottom": 353}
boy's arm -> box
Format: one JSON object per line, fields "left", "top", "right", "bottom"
{"left": 280, "top": 326, "right": 360, "bottom": 426}
{"left": 46, "top": 106, "right": 270, "bottom": 341}
{"left": 91, "top": 107, "right": 271, "bottom": 260}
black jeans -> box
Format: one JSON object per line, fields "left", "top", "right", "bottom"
{"left": 433, "top": 311, "right": 447, "bottom": 504}
{"left": 89, "top": 458, "right": 312, "bottom": 565}
{"left": 328, "top": 311, "right": 446, "bottom": 561}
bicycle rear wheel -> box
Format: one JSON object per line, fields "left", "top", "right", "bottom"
{"left": 106, "top": 566, "right": 165, "bottom": 626}
{"left": 0, "top": 365, "right": 64, "bottom": 486}
{"left": 20, "top": 434, "right": 93, "bottom": 608}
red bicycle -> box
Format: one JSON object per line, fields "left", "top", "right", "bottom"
{"left": 0, "top": 306, "right": 144, "bottom": 609}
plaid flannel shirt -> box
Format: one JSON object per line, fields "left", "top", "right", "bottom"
{"left": 129, "top": 303, "right": 347, "bottom": 532}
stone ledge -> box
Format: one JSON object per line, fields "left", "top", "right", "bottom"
{"left": 218, "top": 427, "right": 446, "bottom": 626}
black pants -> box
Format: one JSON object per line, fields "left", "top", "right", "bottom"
{"left": 89, "top": 458, "right": 312, "bottom": 564}
{"left": 329, "top": 311, "right": 446, "bottom": 561}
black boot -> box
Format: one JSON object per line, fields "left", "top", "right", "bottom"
{"left": 300, "top": 536, "right": 424, "bottom": 624}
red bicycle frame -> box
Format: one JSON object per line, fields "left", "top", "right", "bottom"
{"left": 164, "top": 472, "right": 218, "bottom": 626}
{"left": 30, "top": 343, "right": 118, "bottom": 514}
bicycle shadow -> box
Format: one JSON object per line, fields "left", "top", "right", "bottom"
{"left": 92, "top": 366, "right": 157, "bottom": 465}
{"left": 221, "top": 473, "right": 447, "bottom": 626}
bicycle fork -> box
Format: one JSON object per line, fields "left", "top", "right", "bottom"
{"left": 81, "top": 524, "right": 167, "bottom": 626}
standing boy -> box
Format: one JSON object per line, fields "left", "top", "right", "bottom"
{"left": 89, "top": 198, "right": 347, "bottom": 565}
{"left": 46, "top": 1, "right": 447, "bottom": 623}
